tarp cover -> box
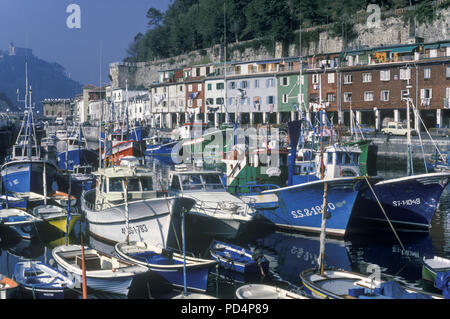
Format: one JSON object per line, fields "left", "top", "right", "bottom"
{"left": 435, "top": 271, "right": 450, "bottom": 299}
{"left": 379, "top": 281, "right": 432, "bottom": 299}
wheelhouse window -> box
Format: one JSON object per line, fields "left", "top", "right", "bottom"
{"left": 180, "top": 174, "right": 203, "bottom": 190}
{"left": 202, "top": 174, "right": 224, "bottom": 190}
{"left": 127, "top": 178, "right": 140, "bottom": 192}
{"left": 141, "top": 177, "right": 154, "bottom": 191}
{"left": 109, "top": 178, "right": 124, "bottom": 192}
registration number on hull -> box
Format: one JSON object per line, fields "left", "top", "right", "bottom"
{"left": 121, "top": 224, "right": 149, "bottom": 235}
{"left": 291, "top": 202, "right": 337, "bottom": 219}
{"left": 392, "top": 198, "right": 421, "bottom": 207}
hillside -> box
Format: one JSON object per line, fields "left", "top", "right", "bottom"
{"left": 125, "top": 0, "right": 450, "bottom": 63}
{"left": 0, "top": 50, "right": 82, "bottom": 113}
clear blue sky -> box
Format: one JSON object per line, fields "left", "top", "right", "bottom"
{"left": 0, "top": 0, "right": 172, "bottom": 86}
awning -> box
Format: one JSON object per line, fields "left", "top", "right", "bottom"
{"left": 346, "top": 50, "right": 366, "bottom": 56}
{"left": 375, "top": 48, "right": 392, "bottom": 52}
{"left": 391, "top": 45, "right": 417, "bottom": 53}
{"left": 255, "top": 60, "right": 282, "bottom": 64}
{"left": 424, "top": 44, "right": 439, "bottom": 49}
{"left": 441, "top": 43, "right": 450, "bottom": 47}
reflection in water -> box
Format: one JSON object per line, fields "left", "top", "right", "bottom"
{"left": 0, "top": 155, "right": 448, "bottom": 299}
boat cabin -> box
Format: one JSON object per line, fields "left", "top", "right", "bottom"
{"left": 73, "top": 165, "right": 94, "bottom": 176}
{"left": 168, "top": 165, "right": 225, "bottom": 194}
{"left": 11, "top": 142, "right": 40, "bottom": 160}
{"left": 65, "top": 136, "right": 86, "bottom": 150}
{"left": 145, "top": 136, "right": 172, "bottom": 146}
{"left": 55, "top": 130, "right": 69, "bottom": 140}
{"left": 94, "top": 166, "right": 156, "bottom": 207}
{"left": 317, "top": 145, "right": 361, "bottom": 180}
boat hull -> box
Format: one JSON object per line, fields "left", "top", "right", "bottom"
{"left": 146, "top": 141, "right": 178, "bottom": 157}
{"left": 103, "top": 140, "right": 143, "bottom": 165}
{"left": 149, "top": 263, "right": 212, "bottom": 292}
{"left": 247, "top": 177, "right": 365, "bottom": 237}
{"left": 14, "top": 261, "right": 74, "bottom": 299}
{"left": 45, "top": 214, "right": 81, "bottom": 234}
{"left": 81, "top": 191, "right": 195, "bottom": 247}
{"left": 354, "top": 172, "right": 450, "bottom": 229}
{"left": 52, "top": 245, "right": 147, "bottom": 296}
{"left": 115, "top": 242, "right": 216, "bottom": 293}
{"left": 422, "top": 257, "right": 450, "bottom": 286}
{"left": 57, "top": 148, "right": 98, "bottom": 171}
{"left": 210, "top": 241, "right": 269, "bottom": 275}
{"left": 1, "top": 160, "right": 58, "bottom": 195}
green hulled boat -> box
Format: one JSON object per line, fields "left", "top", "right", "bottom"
{"left": 422, "top": 256, "right": 450, "bottom": 286}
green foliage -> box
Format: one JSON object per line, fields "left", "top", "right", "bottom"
{"left": 126, "top": 0, "right": 444, "bottom": 62}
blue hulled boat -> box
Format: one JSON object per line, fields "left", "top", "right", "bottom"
{"left": 56, "top": 127, "right": 98, "bottom": 172}
{"left": 14, "top": 261, "right": 74, "bottom": 299}
{"left": 248, "top": 177, "right": 366, "bottom": 237}
{"left": 146, "top": 140, "right": 178, "bottom": 157}
{"left": 209, "top": 240, "right": 269, "bottom": 275}
{"left": 353, "top": 172, "right": 450, "bottom": 229}
{"left": 115, "top": 241, "right": 217, "bottom": 293}
{"left": 238, "top": 118, "right": 371, "bottom": 237}
{"left": 1, "top": 68, "right": 58, "bottom": 196}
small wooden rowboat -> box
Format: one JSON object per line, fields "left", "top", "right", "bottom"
{"left": 235, "top": 284, "right": 310, "bottom": 299}
{"left": 14, "top": 261, "right": 75, "bottom": 299}
{"left": 52, "top": 244, "right": 148, "bottom": 296}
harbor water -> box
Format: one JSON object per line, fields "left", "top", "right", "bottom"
{"left": 1, "top": 153, "right": 449, "bottom": 299}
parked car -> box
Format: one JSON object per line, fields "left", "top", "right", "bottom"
{"left": 381, "top": 121, "right": 417, "bottom": 136}
{"left": 351, "top": 124, "right": 376, "bottom": 135}
{"left": 55, "top": 117, "right": 64, "bottom": 125}
{"left": 429, "top": 127, "right": 450, "bottom": 137}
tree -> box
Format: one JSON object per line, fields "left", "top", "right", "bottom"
{"left": 146, "top": 8, "right": 164, "bottom": 28}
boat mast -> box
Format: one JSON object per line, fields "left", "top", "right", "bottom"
{"left": 405, "top": 66, "right": 413, "bottom": 176}
{"left": 223, "top": 2, "right": 228, "bottom": 125}
{"left": 43, "top": 160, "right": 47, "bottom": 205}
{"left": 182, "top": 207, "right": 187, "bottom": 297}
{"left": 318, "top": 108, "right": 328, "bottom": 275}
{"left": 124, "top": 177, "right": 130, "bottom": 243}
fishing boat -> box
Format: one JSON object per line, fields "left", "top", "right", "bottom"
{"left": 101, "top": 134, "right": 143, "bottom": 166}
{"left": 1, "top": 66, "right": 58, "bottom": 196}
{"left": 300, "top": 268, "right": 443, "bottom": 299}
{"left": 299, "top": 123, "right": 443, "bottom": 299}
{"left": 81, "top": 162, "right": 196, "bottom": 246}
{"left": 353, "top": 74, "right": 450, "bottom": 230}
{"left": 60, "top": 165, "right": 96, "bottom": 196}
{"left": 353, "top": 172, "right": 450, "bottom": 230}
{"left": 0, "top": 208, "right": 43, "bottom": 240}
{"left": 40, "top": 136, "right": 56, "bottom": 153}
{"left": 168, "top": 165, "right": 255, "bottom": 239}
{"left": 52, "top": 244, "right": 148, "bottom": 296}
{"left": 14, "top": 260, "right": 75, "bottom": 299}
{"left": 422, "top": 256, "right": 450, "bottom": 287}
{"left": 144, "top": 135, "right": 174, "bottom": 156}
{"left": 56, "top": 129, "right": 98, "bottom": 172}
{"left": 235, "top": 284, "right": 310, "bottom": 299}
{"left": 115, "top": 241, "right": 217, "bottom": 293}
{"left": 0, "top": 274, "right": 19, "bottom": 299}
{"left": 209, "top": 240, "right": 269, "bottom": 275}
{"left": 55, "top": 130, "right": 69, "bottom": 141}
{"left": 32, "top": 204, "right": 80, "bottom": 234}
